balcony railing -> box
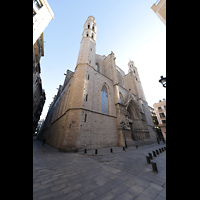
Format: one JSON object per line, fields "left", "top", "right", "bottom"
{"left": 33, "top": 0, "right": 43, "bottom": 10}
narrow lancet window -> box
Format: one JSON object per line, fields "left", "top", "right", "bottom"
{"left": 102, "top": 85, "right": 109, "bottom": 114}
{"left": 84, "top": 114, "right": 87, "bottom": 122}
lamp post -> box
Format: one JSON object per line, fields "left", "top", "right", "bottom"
{"left": 159, "top": 76, "right": 166, "bottom": 88}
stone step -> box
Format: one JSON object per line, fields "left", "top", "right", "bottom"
{"left": 126, "top": 139, "right": 156, "bottom": 147}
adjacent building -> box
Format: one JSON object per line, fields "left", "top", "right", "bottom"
{"left": 151, "top": 1, "right": 166, "bottom": 140}
{"left": 38, "top": 16, "right": 156, "bottom": 152}
{"left": 33, "top": 0, "right": 54, "bottom": 135}
{"left": 33, "top": 33, "right": 46, "bottom": 135}
{"left": 153, "top": 99, "right": 166, "bottom": 141}
{"left": 149, "top": 106, "right": 164, "bottom": 142}
{"left": 151, "top": 0, "right": 166, "bottom": 25}
{"left": 33, "top": 0, "right": 54, "bottom": 45}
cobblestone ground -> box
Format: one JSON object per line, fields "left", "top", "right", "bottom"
{"left": 33, "top": 139, "right": 166, "bottom": 200}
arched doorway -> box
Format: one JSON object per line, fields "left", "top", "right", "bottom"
{"left": 126, "top": 99, "right": 148, "bottom": 141}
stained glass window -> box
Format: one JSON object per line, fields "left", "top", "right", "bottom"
{"left": 102, "top": 85, "right": 109, "bottom": 114}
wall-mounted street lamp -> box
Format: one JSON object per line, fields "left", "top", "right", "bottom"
{"left": 159, "top": 76, "right": 166, "bottom": 88}
{"left": 120, "top": 121, "right": 126, "bottom": 130}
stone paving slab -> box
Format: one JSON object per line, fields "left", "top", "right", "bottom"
{"left": 33, "top": 139, "right": 166, "bottom": 200}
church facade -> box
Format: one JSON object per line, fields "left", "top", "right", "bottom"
{"left": 38, "top": 16, "right": 156, "bottom": 152}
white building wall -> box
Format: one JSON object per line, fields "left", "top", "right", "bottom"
{"left": 33, "top": 0, "right": 54, "bottom": 45}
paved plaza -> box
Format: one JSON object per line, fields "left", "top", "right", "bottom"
{"left": 33, "top": 139, "right": 166, "bottom": 200}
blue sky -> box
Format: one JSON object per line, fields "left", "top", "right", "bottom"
{"left": 40, "top": 0, "right": 166, "bottom": 119}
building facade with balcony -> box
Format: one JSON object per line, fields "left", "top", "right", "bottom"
{"left": 33, "top": 33, "right": 46, "bottom": 134}
{"left": 33, "top": 0, "right": 53, "bottom": 135}
{"left": 153, "top": 99, "right": 166, "bottom": 141}
{"left": 149, "top": 106, "right": 165, "bottom": 142}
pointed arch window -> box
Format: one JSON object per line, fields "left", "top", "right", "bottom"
{"left": 96, "top": 63, "right": 100, "bottom": 72}
{"left": 102, "top": 85, "right": 109, "bottom": 114}
{"left": 119, "top": 92, "right": 123, "bottom": 104}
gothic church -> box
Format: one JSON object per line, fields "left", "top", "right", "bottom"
{"left": 38, "top": 16, "right": 156, "bottom": 152}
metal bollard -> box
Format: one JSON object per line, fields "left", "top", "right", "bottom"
{"left": 152, "top": 150, "right": 156, "bottom": 157}
{"left": 159, "top": 148, "right": 162, "bottom": 153}
{"left": 152, "top": 161, "right": 158, "bottom": 173}
{"left": 84, "top": 149, "right": 87, "bottom": 154}
{"left": 156, "top": 149, "right": 159, "bottom": 155}
{"left": 110, "top": 148, "right": 113, "bottom": 153}
{"left": 136, "top": 145, "right": 138, "bottom": 148}
{"left": 146, "top": 155, "right": 151, "bottom": 164}
{"left": 162, "top": 147, "right": 164, "bottom": 152}
{"left": 95, "top": 149, "right": 98, "bottom": 154}
{"left": 149, "top": 153, "right": 153, "bottom": 160}
{"left": 123, "top": 147, "right": 125, "bottom": 151}
{"left": 164, "top": 146, "right": 166, "bottom": 151}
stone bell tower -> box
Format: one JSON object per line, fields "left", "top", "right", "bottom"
{"left": 57, "top": 16, "right": 98, "bottom": 151}
{"left": 128, "top": 60, "right": 146, "bottom": 102}
{"left": 76, "top": 16, "right": 97, "bottom": 67}
{"left": 70, "top": 16, "right": 97, "bottom": 109}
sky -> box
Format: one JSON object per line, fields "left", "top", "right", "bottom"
{"left": 39, "top": 0, "right": 166, "bottom": 120}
